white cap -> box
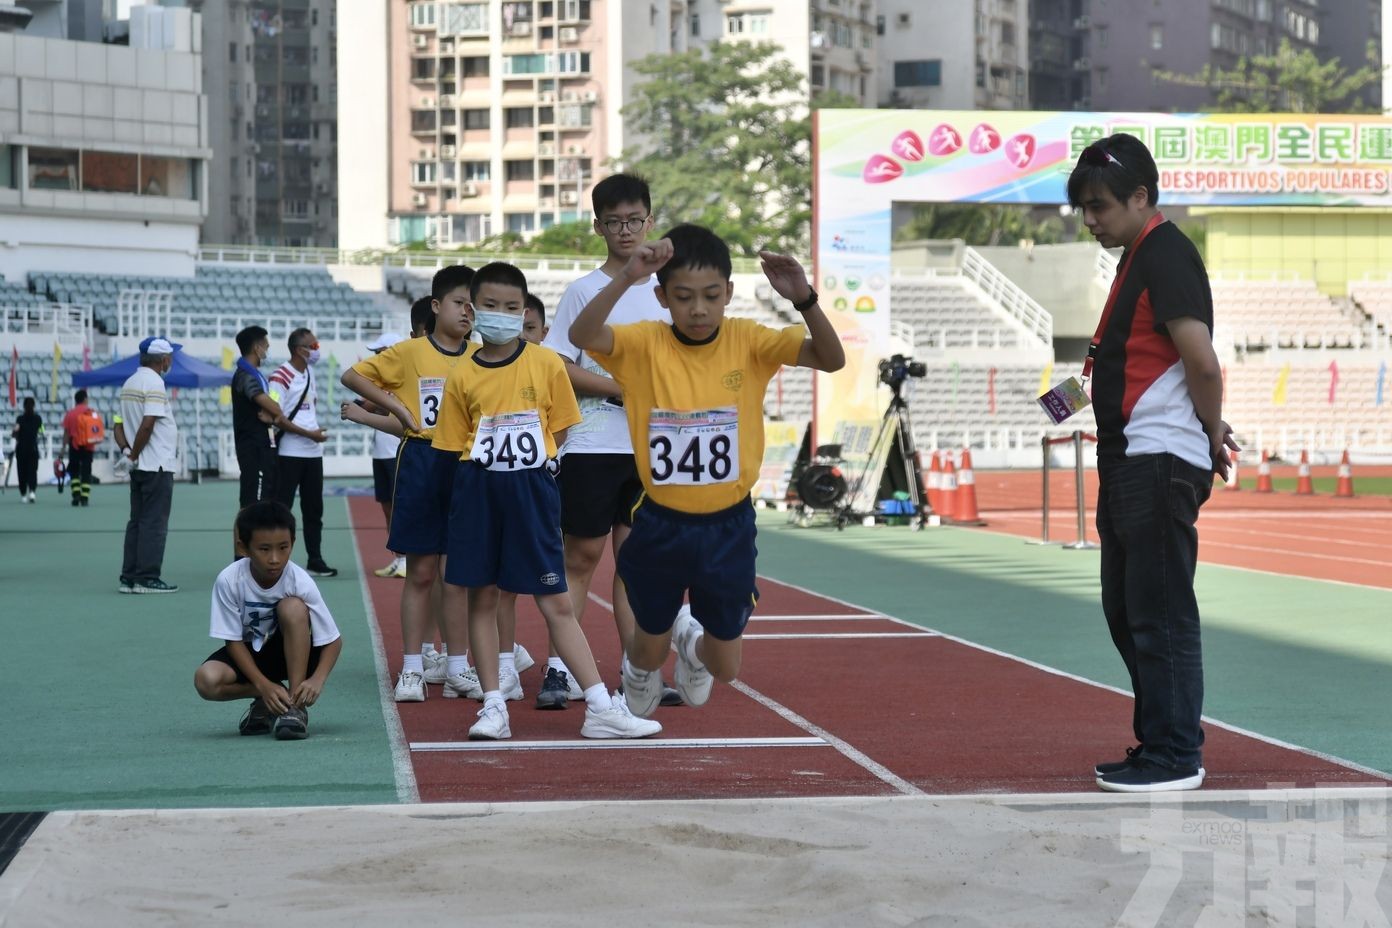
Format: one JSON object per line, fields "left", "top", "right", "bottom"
{"left": 366, "top": 332, "right": 406, "bottom": 352}
{"left": 139, "top": 336, "right": 179, "bottom": 356}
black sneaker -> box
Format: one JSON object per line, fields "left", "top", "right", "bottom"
{"left": 306, "top": 561, "right": 338, "bottom": 578}
{"left": 1094, "top": 745, "right": 1145, "bottom": 778}
{"left": 133, "top": 578, "right": 179, "bottom": 594}
{"left": 273, "top": 706, "right": 309, "bottom": 740}
{"left": 1097, "top": 759, "right": 1205, "bottom": 793}
{"left": 238, "top": 698, "right": 274, "bottom": 736}
{"left": 118, "top": 576, "right": 135, "bottom": 594}
{"left": 535, "top": 667, "right": 570, "bottom": 710}
{"left": 660, "top": 685, "right": 685, "bottom": 707}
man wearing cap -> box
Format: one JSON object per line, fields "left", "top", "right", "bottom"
{"left": 114, "top": 337, "right": 180, "bottom": 594}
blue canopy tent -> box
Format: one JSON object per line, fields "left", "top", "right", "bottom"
{"left": 73, "top": 349, "right": 233, "bottom": 476}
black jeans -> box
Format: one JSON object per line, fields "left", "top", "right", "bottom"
{"left": 1096, "top": 452, "right": 1212, "bottom": 772}
{"left": 235, "top": 439, "right": 278, "bottom": 509}
{"left": 122, "top": 470, "right": 174, "bottom": 582}
{"left": 276, "top": 455, "right": 325, "bottom": 563}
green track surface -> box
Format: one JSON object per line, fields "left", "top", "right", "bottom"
{"left": 0, "top": 480, "right": 398, "bottom": 812}
{"left": 753, "top": 510, "right": 1392, "bottom": 778}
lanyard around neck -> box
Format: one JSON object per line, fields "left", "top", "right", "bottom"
{"left": 1082, "top": 212, "right": 1165, "bottom": 382}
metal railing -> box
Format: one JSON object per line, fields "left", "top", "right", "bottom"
{"left": 960, "top": 247, "right": 1052, "bottom": 345}
{"left": 0, "top": 303, "right": 93, "bottom": 353}
{"left": 116, "top": 289, "right": 386, "bottom": 343}
{"left": 1094, "top": 247, "right": 1117, "bottom": 288}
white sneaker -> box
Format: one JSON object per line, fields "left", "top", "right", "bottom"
{"left": 671, "top": 605, "right": 714, "bottom": 708}
{"left": 582, "top": 691, "right": 663, "bottom": 739}
{"left": 394, "top": 670, "right": 426, "bottom": 702}
{"left": 372, "top": 558, "right": 400, "bottom": 578}
{"left": 498, "top": 666, "right": 523, "bottom": 701}
{"left": 26, "top": 492, "right": 36, "bottom": 503}
{"left": 620, "top": 661, "right": 664, "bottom": 719}
{"left": 422, "top": 649, "right": 448, "bottom": 684}
{"left": 468, "top": 702, "right": 511, "bottom": 740}
{"left": 513, "top": 642, "right": 535, "bottom": 674}
{"left": 442, "top": 667, "right": 483, "bottom": 699}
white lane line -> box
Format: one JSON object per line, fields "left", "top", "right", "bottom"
{"left": 346, "top": 500, "right": 421, "bottom": 804}
{"left": 743, "top": 632, "right": 939, "bottom": 640}
{"left": 750, "top": 614, "right": 885, "bottom": 621}
{"left": 730, "top": 681, "right": 926, "bottom": 796}
{"left": 410, "top": 737, "right": 829, "bottom": 752}
{"left": 1209, "top": 540, "right": 1392, "bottom": 568}
{"left": 585, "top": 589, "right": 926, "bottom": 795}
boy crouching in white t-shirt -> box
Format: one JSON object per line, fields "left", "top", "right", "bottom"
{"left": 194, "top": 501, "right": 343, "bottom": 740}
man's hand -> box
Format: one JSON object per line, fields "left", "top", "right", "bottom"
{"left": 311, "top": 428, "right": 328, "bottom": 443}
{"left": 1209, "top": 420, "right": 1239, "bottom": 481}
{"left": 292, "top": 676, "right": 324, "bottom": 708}
{"left": 257, "top": 680, "right": 293, "bottom": 715}
{"left": 623, "top": 239, "right": 673, "bottom": 283}
{"left": 758, "top": 251, "right": 813, "bottom": 305}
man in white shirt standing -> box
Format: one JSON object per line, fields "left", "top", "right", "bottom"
{"left": 114, "top": 336, "right": 180, "bottom": 594}
{"left": 269, "top": 327, "right": 335, "bottom": 577}
{"left": 537, "top": 173, "right": 678, "bottom": 709}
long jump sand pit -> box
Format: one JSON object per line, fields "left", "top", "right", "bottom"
{"left": 3, "top": 789, "right": 1389, "bottom": 926}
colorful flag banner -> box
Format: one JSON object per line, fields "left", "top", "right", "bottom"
{"left": 49, "top": 342, "right": 61, "bottom": 403}
{"left": 1273, "top": 364, "right": 1291, "bottom": 407}
{"left": 219, "top": 347, "right": 235, "bottom": 407}
{"left": 1328, "top": 360, "right": 1339, "bottom": 406}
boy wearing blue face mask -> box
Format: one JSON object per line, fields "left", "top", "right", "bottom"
{"left": 431, "top": 262, "right": 661, "bottom": 742}
{"left": 270, "top": 327, "right": 335, "bottom": 577}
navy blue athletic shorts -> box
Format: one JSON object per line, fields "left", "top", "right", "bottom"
{"left": 444, "top": 462, "right": 567, "bottom": 595}
{"left": 372, "top": 458, "right": 395, "bottom": 504}
{"left": 387, "top": 438, "right": 457, "bottom": 555}
{"left": 618, "top": 495, "right": 759, "bottom": 642}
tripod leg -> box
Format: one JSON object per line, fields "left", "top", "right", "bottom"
{"left": 894, "top": 402, "right": 930, "bottom": 528}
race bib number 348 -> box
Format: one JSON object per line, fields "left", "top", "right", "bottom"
{"left": 648, "top": 407, "right": 739, "bottom": 486}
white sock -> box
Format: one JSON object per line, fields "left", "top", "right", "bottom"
{"left": 624, "top": 661, "right": 653, "bottom": 682}
{"left": 402, "top": 654, "right": 424, "bottom": 674}
{"left": 680, "top": 627, "right": 705, "bottom": 668}
{"left": 420, "top": 642, "right": 434, "bottom": 657}
{"left": 583, "top": 684, "right": 612, "bottom": 713}
{"left": 446, "top": 655, "right": 470, "bottom": 677}
{"left": 548, "top": 656, "right": 568, "bottom": 674}
{"left": 483, "top": 690, "right": 505, "bottom": 709}
{"left": 499, "top": 652, "right": 516, "bottom": 677}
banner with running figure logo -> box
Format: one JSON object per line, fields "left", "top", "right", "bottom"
{"left": 811, "top": 109, "right": 1392, "bottom": 441}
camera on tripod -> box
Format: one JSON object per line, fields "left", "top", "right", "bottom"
{"left": 878, "top": 354, "right": 927, "bottom": 390}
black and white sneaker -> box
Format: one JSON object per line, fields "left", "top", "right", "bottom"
{"left": 1094, "top": 745, "right": 1145, "bottom": 778}
{"left": 273, "top": 706, "right": 309, "bottom": 741}
{"left": 535, "top": 667, "right": 571, "bottom": 710}
{"left": 133, "top": 578, "right": 179, "bottom": 594}
{"left": 239, "top": 698, "right": 274, "bottom": 736}
{"left": 1097, "top": 759, "right": 1205, "bottom": 793}
{"left": 306, "top": 561, "right": 338, "bottom": 578}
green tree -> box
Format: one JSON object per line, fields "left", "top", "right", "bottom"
{"left": 1156, "top": 39, "right": 1381, "bottom": 113}
{"left": 894, "top": 204, "right": 1067, "bottom": 247}
{"left": 619, "top": 41, "right": 815, "bottom": 256}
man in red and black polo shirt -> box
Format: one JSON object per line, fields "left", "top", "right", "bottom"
{"left": 1068, "top": 134, "right": 1237, "bottom": 794}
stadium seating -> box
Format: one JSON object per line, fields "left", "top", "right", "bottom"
{"left": 1210, "top": 277, "right": 1372, "bottom": 350}
{"left": 891, "top": 275, "right": 1030, "bottom": 351}
{"left": 1348, "top": 276, "right": 1392, "bottom": 331}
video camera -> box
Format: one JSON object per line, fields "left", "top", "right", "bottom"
{"left": 878, "top": 354, "right": 927, "bottom": 390}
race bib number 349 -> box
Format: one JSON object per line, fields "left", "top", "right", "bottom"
{"left": 648, "top": 407, "right": 739, "bottom": 486}
{"left": 472, "top": 411, "right": 547, "bottom": 471}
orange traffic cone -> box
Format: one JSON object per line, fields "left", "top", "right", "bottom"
{"left": 1255, "top": 450, "right": 1273, "bottom": 493}
{"left": 1336, "top": 449, "right": 1354, "bottom": 498}
{"left": 953, "top": 448, "right": 985, "bottom": 525}
{"left": 1225, "top": 450, "right": 1241, "bottom": 491}
{"left": 1295, "top": 449, "right": 1314, "bottom": 495}
{"left": 927, "top": 450, "right": 943, "bottom": 514}
{"left": 940, "top": 452, "right": 959, "bottom": 521}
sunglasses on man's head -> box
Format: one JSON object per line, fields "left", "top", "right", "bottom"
{"left": 1079, "top": 145, "right": 1127, "bottom": 172}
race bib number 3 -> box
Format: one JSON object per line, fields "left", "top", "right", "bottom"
{"left": 472, "top": 411, "right": 547, "bottom": 471}
{"left": 648, "top": 407, "right": 739, "bottom": 486}
{"left": 418, "top": 377, "right": 444, "bottom": 430}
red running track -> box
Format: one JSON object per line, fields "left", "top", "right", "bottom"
{"left": 348, "top": 497, "right": 1388, "bottom": 802}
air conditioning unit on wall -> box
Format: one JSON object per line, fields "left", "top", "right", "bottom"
{"left": 412, "top": 192, "right": 428, "bottom": 207}
{"left": 413, "top": 34, "right": 428, "bottom": 49}
{"left": 560, "top": 190, "right": 578, "bottom": 205}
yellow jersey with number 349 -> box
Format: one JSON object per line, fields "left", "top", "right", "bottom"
{"left": 348, "top": 335, "right": 475, "bottom": 441}
{"left": 590, "top": 318, "right": 805, "bottom": 514}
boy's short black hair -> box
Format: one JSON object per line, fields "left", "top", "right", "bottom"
{"left": 74, "top": 389, "right": 87, "bottom": 404}
{"left": 591, "top": 173, "right": 651, "bottom": 217}
{"left": 288, "top": 327, "right": 314, "bottom": 352}
{"left": 23, "top": 397, "right": 35, "bottom": 411}
{"left": 235, "top": 325, "right": 269, "bottom": 355}
{"left": 235, "top": 500, "right": 297, "bottom": 547}
{"left": 469, "top": 262, "right": 529, "bottom": 302}
{"left": 524, "top": 293, "right": 545, "bottom": 326}
{"left": 410, "top": 296, "right": 436, "bottom": 335}
{"left": 656, "top": 224, "right": 732, "bottom": 288}
{"left": 1067, "top": 133, "right": 1159, "bottom": 209}
{"left": 432, "top": 265, "right": 474, "bottom": 302}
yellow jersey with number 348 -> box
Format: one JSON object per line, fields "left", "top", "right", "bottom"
{"left": 348, "top": 335, "right": 475, "bottom": 441}
{"left": 590, "top": 318, "right": 805, "bottom": 514}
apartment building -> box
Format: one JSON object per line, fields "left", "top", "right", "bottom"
{"left": 878, "top": 0, "right": 1028, "bottom": 109}
{"left": 1030, "top": 0, "right": 1379, "bottom": 113}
